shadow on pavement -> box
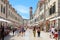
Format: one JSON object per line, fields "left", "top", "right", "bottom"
{"left": 4, "top": 34, "right": 14, "bottom": 40}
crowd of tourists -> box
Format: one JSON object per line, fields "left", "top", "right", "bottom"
{"left": 49, "top": 26, "right": 60, "bottom": 40}
{"left": 12, "top": 26, "right": 41, "bottom": 37}
{"left": 32, "top": 26, "right": 60, "bottom": 40}
{"left": 2, "top": 25, "right": 60, "bottom": 40}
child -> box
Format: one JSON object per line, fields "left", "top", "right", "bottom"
{"left": 33, "top": 27, "right": 36, "bottom": 37}
{"left": 54, "top": 29, "right": 58, "bottom": 40}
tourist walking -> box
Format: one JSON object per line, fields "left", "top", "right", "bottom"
{"left": 1, "top": 25, "right": 4, "bottom": 40}
{"left": 54, "top": 29, "right": 58, "bottom": 40}
{"left": 12, "top": 28, "right": 15, "bottom": 36}
{"left": 49, "top": 27, "right": 52, "bottom": 38}
{"left": 21, "top": 27, "right": 25, "bottom": 36}
{"left": 37, "top": 27, "right": 40, "bottom": 37}
{"left": 33, "top": 27, "right": 36, "bottom": 37}
{"left": 23, "top": 27, "right": 26, "bottom": 36}
{"left": 51, "top": 27, "right": 55, "bottom": 35}
{"left": 49, "top": 26, "right": 55, "bottom": 39}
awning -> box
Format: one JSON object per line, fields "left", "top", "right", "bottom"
{"left": 0, "top": 18, "right": 11, "bottom": 23}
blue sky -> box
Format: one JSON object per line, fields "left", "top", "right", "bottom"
{"left": 9, "top": 0, "right": 39, "bottom": 19}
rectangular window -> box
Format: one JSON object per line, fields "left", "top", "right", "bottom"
{"left": 32, "top": 17, "right": 33, "bottom": 19}
{"left": 49, "top": 3, "right": 56, "bottom": 15}
{"left": 3, "top": 7, "right": 5, "bottom": 14}
{"left": 49, "top": 8, "right": 52, "bottom": 15}
{"left": 40, "top": 5, "right": 44, "bottom": 11}
{"left": 8, "top": 11, "right": 10, "bottom": 16}
{"left": 1, "top": 0, "right": 5, "bottom": 3}
{"left": 1, "top": 5, "right": 3, "bottom": 13}
{"left": 48, "top": 0, "right": 50, "bottom": 2}
{"left": 1, "top": 0, "right": 3, "bottom": 2}
{"left": 53, "top": 4, "right": 55, "bottom": 13}
{"left": 35, "top": 19, "right": 36, "bottom": 22}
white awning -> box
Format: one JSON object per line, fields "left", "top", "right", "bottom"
{"left": 0, "top": 18, "right": 11, "bottom": 23}
{"left": 49, "top": 16, "right": 60, "bottom": 21}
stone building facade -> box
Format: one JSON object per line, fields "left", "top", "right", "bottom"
{"left": 0, "top": 0, "right": 23, "bottom": 28}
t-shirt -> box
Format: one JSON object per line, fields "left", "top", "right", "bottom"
{"left": 51, "top": 28, "right": 55, "bottom": 33}
{"left": 37, "top": 28, "right": 40, "bottom": 32}
{"left": 54, "top": 32, "right": 58, "bottom": 34}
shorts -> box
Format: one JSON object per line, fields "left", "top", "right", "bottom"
{"left": 54, "top": 34, "right": 58, "bottom": 38}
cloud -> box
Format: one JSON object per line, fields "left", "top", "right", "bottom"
{"left": 14, "top": 5, "right": 29, "bottom": 14}
{"left": 22, "top": 16, "right": 29, "bottom": 19}
{"left": 13, "top": 5, "right": 30, "bottom": 19}
{"left": 19, "top": 13, "right": 30, "bottom": 19}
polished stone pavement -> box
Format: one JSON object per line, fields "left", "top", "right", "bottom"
{"left": 4, "top": 29, "right": 55, "bottom": 40}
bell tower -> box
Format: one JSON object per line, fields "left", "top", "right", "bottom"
{"left": 30, "top": 7, "right": 33, "bottom": 20}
